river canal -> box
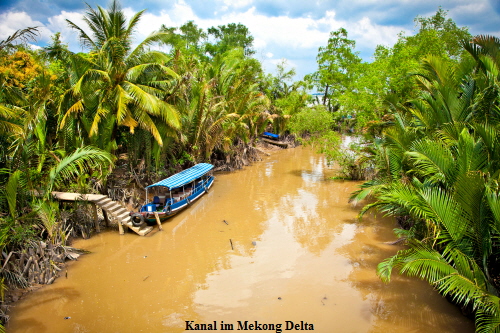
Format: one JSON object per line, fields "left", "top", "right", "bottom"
{"left": 7, "top": 146, "right": 474, "bottom": 332}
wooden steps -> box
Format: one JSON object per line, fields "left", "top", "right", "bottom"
{"left": 51, "top": 192, "right": 153, "bottom": 236}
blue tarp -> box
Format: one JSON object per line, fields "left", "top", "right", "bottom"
{"left": 146, "top": 163, "right": 214, "bottom": 190}
{"left": 263, "top": 131, "right": 279, "bottom": 139}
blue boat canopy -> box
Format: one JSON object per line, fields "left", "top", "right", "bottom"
{"left": 146, "top": 163, "right": 214, "bottom": 190}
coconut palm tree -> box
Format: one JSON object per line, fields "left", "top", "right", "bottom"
{"left": 59, "top": 0, "right": 180, "bottom": 151}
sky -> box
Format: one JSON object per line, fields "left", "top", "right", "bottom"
{"left": 1, "top": 0, "right": 500, "bottom": 79}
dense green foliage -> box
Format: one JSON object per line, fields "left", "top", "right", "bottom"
{"left": 1, "top": 2, "right": 500, "bottom": 332}
{"left": 351, "top": 36, "right": 500, "bottom": 333}
{"left": 306, "top": 8, "right": 473, "bottom": 132}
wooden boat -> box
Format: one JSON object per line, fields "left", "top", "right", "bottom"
{"left": 130, "top": 163, "right": 215, "bottom": 227}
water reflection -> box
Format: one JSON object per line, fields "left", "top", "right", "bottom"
{"left": 338, "top": 216, "right": 472, "bottom": 333}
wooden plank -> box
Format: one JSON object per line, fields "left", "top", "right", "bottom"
{"left": 2, "top": 251, "right": 13, "bottom": 269}
{"left": 51, "top": 192, "right": 107, "bottom": 202}
{"left": 123, "top": 221, "right": 153, "bottom": 236}
{"left": 250, "top": 146, "right": 270, "bottom": 156}
{"left": 102, "top": 209, "right": 110, "bottom": 228}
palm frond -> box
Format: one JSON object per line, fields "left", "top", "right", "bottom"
{"left": 128, "top": 31, "right": 171, "bottom": 61}
{"left": 46, "top": 146, "right": 114, "bottom": 194}
{"left": 407, "top": 139, "right": 455, "bottom": 184}
{"left": 66, "top": 18, "right": 97, "bottom": 50}
{"left": 420, "top": 187, "right": 467, "bottom": 243}
{"left": 5, "top": 170, "right": 21, "bottom": 219}
{"left": 0, "top": 26, "right": 39, "bottom": 50}
{"left": 486, "top": 187, "right": 500, "bottom": 234}
{"left": 377, "top": 240, "right": 455, "bottom": 283}
{"left": 32, "top": 199, "right": 59, "bottom": 238}
{"left": 476, "top": 303, "right": 500, "bottom": 333}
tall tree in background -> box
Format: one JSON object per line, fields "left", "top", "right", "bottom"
{"left": 262, "top": 60, "right": 310, "bottom": 134}
{"left": 309, "top": 28, "right": 361, "bottom": 113}
{"left": 161, "top": 21, "right": 208, "bottom": 59}
{"left": 206, "top": 23, "right": 255, "bottom": 57}
{"left": 380, "top": 7, "right": 471, "bottom": 99}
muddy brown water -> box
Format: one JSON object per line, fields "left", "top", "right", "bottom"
{"left": 7, "top": 147, "right": 474, "bottom": 333}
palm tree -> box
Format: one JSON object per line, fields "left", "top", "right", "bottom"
{"left": 353, "top": 36, "right": 500, "bottom": 332}
{"left": 167, "top": 48, "right": 269, "bottom": 164}
{"left": 210, "top": 50, "right": 270, "bottom": 145}
{"left": 59, "top": 0, "right": 180, "bottom": 151}
{"left": 378, "top": 239, "right": 500, "bottom": 332}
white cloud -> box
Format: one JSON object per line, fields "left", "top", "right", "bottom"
{"left": 216, "top": 7, "right": 336, "bottom": 50}
{"left": 0, "top": 0, "right": 424, "bottom": 79}
{"left": 449, "top": 1, "right": 488, "bottom": 15}
{"left": 227, "top": 0, "right": 253, "bottom": 8}
{"left": 0, "top": 11, "right": 52, "bottom": 43}
{"left": 33, "top": 2, "right": 408, "bottom": 79}
{"left": 28, "top": 43, "right": 42, "bottom": 50}
{"left": 133, "top": 5, "right": 193, "bottom": 37}
{"left": 134, "top": 3, "right": 333, "bottom": 76}
{"left": 349, "top": 17, "right": 404, "bottom": 50}
{"left": 45, "top": 11, "right": 87, "bottom": 49}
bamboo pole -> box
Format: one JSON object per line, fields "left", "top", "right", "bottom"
{"left": 92, "top": 203, "right": 100, "bottom": 233}
{"left": 154, "top": 212, "right": 163, "bottom": 231}
{"left": 118, "top": 221, "right": 125, "bottom": 235}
